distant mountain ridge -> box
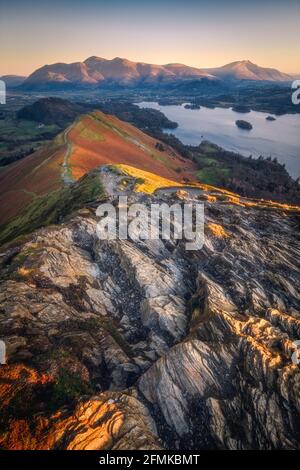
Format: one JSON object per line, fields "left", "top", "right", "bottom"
{"left": 21, "top": 56, "right": 214, "bottom": 90}
{"left": 204, "top": 60, "right": 292, "bottom": 81}
{"left": 20, "top": 57, "right": 292, "bottom": 90}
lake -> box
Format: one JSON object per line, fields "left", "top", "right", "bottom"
{"left": 136, "top": 102, "right": 300, "bottom": 179}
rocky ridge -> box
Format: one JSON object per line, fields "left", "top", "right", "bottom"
{"left": 0, "top": 167, "right": 299, "bottom": 450}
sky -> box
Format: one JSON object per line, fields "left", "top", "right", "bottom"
{"left": 0, "top": 0, "right": 300, "bottom": 76}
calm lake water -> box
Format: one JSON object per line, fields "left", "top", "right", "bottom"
{"left": 137, "top": 102, "right": 300, "bottom": 179}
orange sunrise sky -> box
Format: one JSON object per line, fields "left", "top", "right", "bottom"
{"left": 0, "top": 0, "right": 299, "bottom": 76}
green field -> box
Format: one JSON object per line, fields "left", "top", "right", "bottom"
{"left": 197, "top": 166, "right": 230, "bottom": 185}
{"left": 0, "top": 116, "right": 60, "bottom": 166}
{"left": 192, "top": 141, "right": 231, "bottom": 185}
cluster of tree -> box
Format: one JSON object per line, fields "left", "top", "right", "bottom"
{"left": 17, "top": 97, "right": 90, "bottom": 127}
{"left": 184, "top": 103, "right": 200, "bottom": 110}
{"left": 16, "top": 97, "right": 179, "bottom": 134}
{"left": 190, "top": 144, "right": 300, "bottom": 204}
{"left": 0, "top": 131, "right": 59, "bottom": 167}
{"left": 148, "top": 80, "right": 299, "bottom": 115}
{"left": 97, "top": 100, "right": 178, "bottom": 131}
{"left": 232, "top": 105, "right": 251, "bottom": 113}
{"left": 130, "top": 115, "right": 300, "bottom": 204}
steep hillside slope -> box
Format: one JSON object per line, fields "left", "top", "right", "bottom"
{"left": 64, "top": 111, "right": 195, "bottom": 181}
{"left": 0, "top": 167, "right": 299, "bottom": 450}
{"left": 0, "top": 133, "right": 66, "bottom": 224}
{"left": 0, "top": 111, "right": 196, "bottom": 228}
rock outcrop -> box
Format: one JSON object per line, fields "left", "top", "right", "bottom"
{"left": 0, "top": 168, "right": 299, "bottom": 450}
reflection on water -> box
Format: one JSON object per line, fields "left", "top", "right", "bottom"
{"left": 137, "top": 102, "right": 300, "bottom": 178}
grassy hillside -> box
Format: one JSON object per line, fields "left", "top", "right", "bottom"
{"left": 0, "top": 170, "right": 105, "bottom": 246}
{"left": 64, "top": 111, "right": 196, "bottom": 181}
{"left": 0, "top": 110, "right": 197, "bottom": 229}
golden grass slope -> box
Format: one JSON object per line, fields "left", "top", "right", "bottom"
{"left": 116, "top": 163, "right": 300, "bottom": 213}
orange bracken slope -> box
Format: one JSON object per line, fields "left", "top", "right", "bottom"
{"left": 0, "top": 111, "right": 197, "bottom": 225}
{"left": 66, "top": 111, "right": 195, "bottom": 181}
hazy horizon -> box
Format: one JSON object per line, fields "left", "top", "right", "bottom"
{"left": 1, "top": 0, "right": 300, "bottom": 76}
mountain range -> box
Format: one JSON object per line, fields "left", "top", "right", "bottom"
{"left": 204, "top": 60, "right": 292, "bottom": 81}
{"left": 4, "top": 57, "right": 292, "bottom": 90}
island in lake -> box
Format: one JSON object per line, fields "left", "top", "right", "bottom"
{"left": 235, "top": 119, "right": 253, "bottom": 130}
